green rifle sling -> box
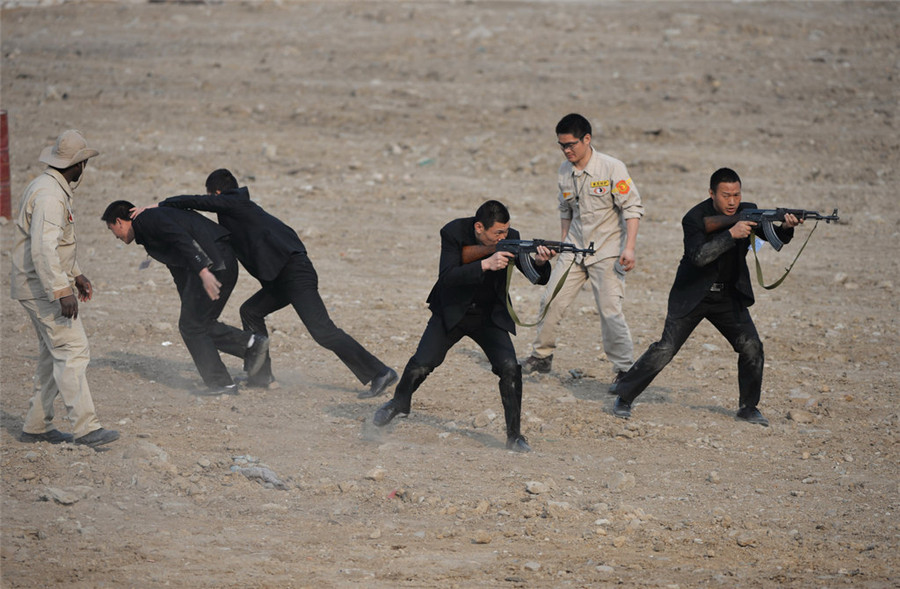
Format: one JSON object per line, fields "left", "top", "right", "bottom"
{"left": 504, "top": 255, "right": 579, "bottom": 328}
{"left": 751, "top": 220, "right": 819, "bottom": 290}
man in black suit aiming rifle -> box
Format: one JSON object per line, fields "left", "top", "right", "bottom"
{"left": 373, "top": 200, "right": 555, "bottom": 452}
{"left": 612, "top": 168, "right": 802, "bottom": 426}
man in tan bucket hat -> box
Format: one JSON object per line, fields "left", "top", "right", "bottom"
{"left": 10, "top": 130, "right": 119, "bottom": 448}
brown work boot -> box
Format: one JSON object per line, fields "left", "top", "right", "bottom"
{"left": 521, "top": 354, "right": 552, "bottom": 374}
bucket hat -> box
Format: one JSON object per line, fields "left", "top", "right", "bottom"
{"left": 39, "top": 130, "right": 99, "bottom": 169}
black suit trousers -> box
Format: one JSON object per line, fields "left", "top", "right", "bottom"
{"left": 393, "top": 306, "right": 524, "bottom": 437}
{"left": 171, "top": 242, "right": 250, "bottom": 388}
{"left": 239, "top": 253, "right": 385, "bottom": 385}
{"left": 616, "top": 289, "right": 764, "bottom": 410}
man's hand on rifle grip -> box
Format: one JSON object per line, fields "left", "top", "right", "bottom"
{"left": 482, "top": 251, "right": 515, "bottom": 272}
{"left": 730, "top": 220, "right": 756, "bottom": 240}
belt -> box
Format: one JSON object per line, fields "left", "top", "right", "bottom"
{"left": 709, "top": 282, "right": 726, "bottom": 292}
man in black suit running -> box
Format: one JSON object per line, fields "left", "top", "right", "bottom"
{"left": 373, "top": 200, "right": 554, "bottom": 452}
{"left": 152, "top": 169, "right": 397, "bottom": 398}
{"left": 611, "top": 168, "right": 802, "bottom": 426}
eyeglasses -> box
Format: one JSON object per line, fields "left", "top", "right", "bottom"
{"left": 558, "top": 138, "right": 583, "bottom": 151}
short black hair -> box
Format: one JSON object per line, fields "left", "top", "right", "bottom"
{"left": 556, "top": 113, "right": 592, "bottom": 139}
{"left": 709, "top": 167, "right": 742, "bottom": 193}
{"left": 474, "top": 200, "right": 510, "bottom": 230}
{"left": 101, "top": 200, "right": 135, "bottom": 224}
{"left": 206, "top": 169, "right": 239, "bottom": 193}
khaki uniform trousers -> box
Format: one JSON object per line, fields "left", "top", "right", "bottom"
{"left": 19, "top": 297, "right": 101, "bottom": 438}
{"left": 530, "top": 255, "right": 634, "bottom": 373}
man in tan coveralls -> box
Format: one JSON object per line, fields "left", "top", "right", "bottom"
{"left": 521, "top": 114, "right": 643, "bottom": 393}
{"left": 11, "top": 130, "right": 119, "bottom": 447}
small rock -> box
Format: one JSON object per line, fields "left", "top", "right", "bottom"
{"left": 707, "top": 471, "right": 720, "bottom": 484}
{"left": 543, "top": 501, "right": 572, "bottom": 518}
{"left": 787, "top": 409, "right": 816, "bottom": 424}
{"left": 596, "top": 565, "right": 614, "bottom": 573}
{"left": 606, "top": 471, "right": 636, "bottom": 491}
{"left": 42, "top": 487, "right": 79, "bottom": 505}
{"left": 473, "top": 410, "right": 496, "bottom": 428}
{"left": 369, "top": 529, "right": 382, "bottom": 539}
{"left": 736, "top": 534, "right": 756, "bottom": 547}
{"left": 525, "top": 481, "right": 548, "bottom": 495}
{"left": 472, "top": 530, "right": 492, "bottom": 544}
{"left": 612, "top": 536, "right": 627, "bottom": 548}
{"left": 366, "top": 467, "right": 386, "bottom": 482}
{"left": 523, "top": 561, "right": 541, "bottom": 571}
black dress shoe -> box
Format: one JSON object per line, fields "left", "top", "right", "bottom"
{"left": 19, "top": 429, "right": 74, "bottom": 444}
{"left": 359, "top": 367, "right": 398, "bottom": 399}
{"left": 245, "top": 335, "right": 270, "bottom": 377}
{"left": 373, "top": 398, "right": 409, "bottom": 426}
{"left": 74, "top": 428, "right": 120, "bottom": 448}
{"left": 613, "top": 397, "right": 632, "bottom": 419}
{"left": 201, "top": 383, "right": 239, "bottom": 396}
{"left": 235, "top": 373, "right": 278, "bottom": 389}
{"left": 506, "top": 434, "right": 532, "bottom": 453}
{"left": 736, "top": 407, "right": 769, "bottom": 427}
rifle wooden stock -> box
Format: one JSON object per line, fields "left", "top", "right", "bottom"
{"left": 461, "top": 244, "right": 496, "bottom": 264}
{"left": 703, "top": 215, "right": 741, "bottom": 233}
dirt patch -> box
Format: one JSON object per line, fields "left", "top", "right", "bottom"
{"left": 1, "top": 2, "right": 897, "bottom": 587}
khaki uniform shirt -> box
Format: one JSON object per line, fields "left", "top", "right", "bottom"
{"left": 11, "top": 169, "right": 82, "bottom": 301}
{"left": 557, "top": 147, "right": 644, "bottom": 264}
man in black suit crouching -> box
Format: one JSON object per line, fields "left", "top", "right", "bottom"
{"left": 612, "top": 168, "right": 802, "bottom": 426}
{"left": 373, "top": 200, "right": 555, "bottom": 452}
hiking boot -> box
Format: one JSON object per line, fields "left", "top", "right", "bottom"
{"left": 608, "top": 371, "right": 626, "bottom": 395}
{"left": 19, "top": 429, "right": 73, "bottom": 444}
{"left": 74, "top": 428, "right": 120, "bottom": 448}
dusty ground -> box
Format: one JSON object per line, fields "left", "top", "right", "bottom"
{"left": 1, "top": 1, "right": 898, "bottom": 587}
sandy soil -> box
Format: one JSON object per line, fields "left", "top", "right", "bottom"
{"left": 1, "top": 1, "right": 898, "bottom": 587}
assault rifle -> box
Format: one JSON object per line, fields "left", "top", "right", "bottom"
{"left": 703, "top": 208, "right": 840, "bottom": 251}
{"left": 461, "top": 239, "right": 595, "bottom": 283}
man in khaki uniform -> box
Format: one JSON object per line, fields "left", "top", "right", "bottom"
{"left": 11, "top": 130, "right": 119, "bottom": 447}
{"left": 521, "top": 114, "right": 643, "bottom": 393}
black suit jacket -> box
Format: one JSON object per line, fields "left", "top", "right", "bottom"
{"left": 426, "top": 217, "right": 551, "bottom": 335}
{"left": 132, "top": 207, "right": 231, "bottom": 273}
{"left": 161, "top": 187, "right": 305, "bottom": 282}
{"left": 667, "top": 199, "right": 794, "bottom": 318}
